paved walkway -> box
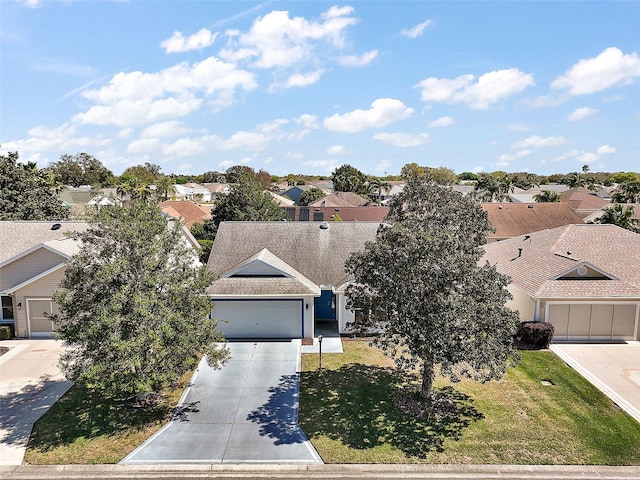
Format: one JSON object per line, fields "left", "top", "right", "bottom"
{"left": 0, "top": 339, "right": 72, "bottom": 466}
{"left": 550, "top": 342, "right": 640, "bottom": 424}
{"left": 122, "top": 341, "right": 321, "bottom": 464}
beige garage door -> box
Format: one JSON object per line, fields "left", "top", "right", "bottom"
{"left": 27, "top": 298, "right": 58, "bottom": 337}
{"left": 548, "top": 303, "right": 637, "bottom": 341}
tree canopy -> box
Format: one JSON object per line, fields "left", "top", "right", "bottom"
{"left": 54, "top": 201, "right": 228, "bottom": 398}
{"left": 47, "top": 153, "right": 115, "bottom": 187}
{"left": 594, "top": 204, "right": 639, "bottom": 233}
{"left": 298, "top": 187, "right": 326, "bottom": 206}
{"left": 331, "top": 164, "right": 367, "bottom": 193}
{"left": 345, "top": 177, "right": 519, "bottom": 408}
{"left": 0, "top": 151, "right": 69, "bottom": 220}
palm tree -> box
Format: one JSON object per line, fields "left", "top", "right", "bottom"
{"left": 594, "top": 204, "right": 639, "bottom": 233}
{"left": 534, "top": 190, "right": 560, "bottom": 203}
{"left": 155, "top": 176, "right": 177, "bottom": 202}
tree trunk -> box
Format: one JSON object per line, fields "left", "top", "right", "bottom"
{"left": 419, "top": 360, "right": 435, "bottom": 407}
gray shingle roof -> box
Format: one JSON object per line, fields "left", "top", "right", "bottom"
{"left": 482, "top": 224, "right": 640, "bottom": 298}
{"left": 0, "top": 221, "right": 89, "bottom": 264}
{"left": 207, "top": 222, "right": 380, "bottom": 293}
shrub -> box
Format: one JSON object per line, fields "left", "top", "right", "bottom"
{"left": 517, "top": 321, "right": 554, "bottom": 349}
{"left": 0, "top": 324, "right": 15, "bottom": 340}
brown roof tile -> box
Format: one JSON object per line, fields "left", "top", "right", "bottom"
{"left": 158, "top": 200, "right": 211, "bottom": 228}
{"left": 482, "top": 203, "right": 584, "bottom": 240}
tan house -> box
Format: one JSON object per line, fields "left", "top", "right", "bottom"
{"left": 482, "top": 224, "right": 640, "bottom": 342}
{"left": 0, "top": 221, "right": 89, "bottom": 337}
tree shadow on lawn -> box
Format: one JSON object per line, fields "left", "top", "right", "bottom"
{"left": 299, "top": 364, "right": 483, "bottom": 459}
{"left": 25, "top": 384, "right": 174, "bottom": 453}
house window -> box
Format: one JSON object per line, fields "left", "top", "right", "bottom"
{"left": 313, "top": 211, "right": 324, "bottom": 222}
{"left": 285, "top": 208, "right": 295, "bottom": 220}
{"left": 299, "top": 208, "right": 309, "bottom": 221}
{"left": 1, "top": 296, "right": 14, "bottom": 322}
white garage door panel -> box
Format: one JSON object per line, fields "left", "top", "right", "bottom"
{"left": 548, "top": 303, "right": 637, "bottom": 342}
{"left": 214, "top": 300, "right": 301, "bottom": 339}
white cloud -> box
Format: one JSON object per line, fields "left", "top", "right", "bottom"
{"left": 597, "top": 144, "right": 616, "bottom": 155}
{"left": 161, "top": 28, "right": 218, "bottom": 53}
{"left": 327, "top": 145, "right": 344, "bottom": 155}
{"left": 163, "top": 137, "right": 207, "bottom": 157}
{"left": 567, "top": 106, "right": 597, "bottom": 122}
{"left": 401, "top": 19, "right": 433, "bottom": 38}
{"left": 117, "top": 128, "right": 134, "bottom": 140}
{"left": 372, "top": 132, "right": 429, "bottom": 147}
{"left": 219, "top": 6, "right": 358, "bottom": 69}
{"left": 513, "top": 135, "right": 566, "bottom": 149}
{"left": 415, "top": 68, "right": 534, "bottom": 109}
{"left": 141, "top": 121, "right": 190, "bottom": 138}
{"left": 338, "top": 50, "right": 378, "bottom": 67}
{"left": 16, "top": 0, "right": 40, "bottom": 8}
{"left": 74, "top": 57, "right": 257, "bottom": 127}
{"left": 2, "top": 123, "right": 110, "bottom": 156}
{"left": 551, "top": 47, "right": 640, "bottom": 95}
{"left": 302, "top": 159, "right": 342, "bottom": 172}
{"left": 294, "top": 114, "right": 319, "bottom": 129}
{"left": 127, "top": 138, "right": 161, "bottom": 154}
{"left": 472, "top": 166, "right": 484, "bottom": 173}
{"left": 275, "top": 69, "right": 324, "bottom": 90}
{"left": 323, "top": 98, "right": 414, "bottom": 133}
{"left": 373, "top": 159, "right": 392, "bottom": 173}
{"left": 429, "top": 116, "right": 455, "bottom": 128}
{"left": 497, "top": 150, "right": 532, "bottom": 166}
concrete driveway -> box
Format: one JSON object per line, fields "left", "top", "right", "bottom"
{"left": 122, "top": 340, "right": 322, "bottom": 464}
{"left": 550, "top": 342, "right": 640, "bottom": 424}
{"left": 0, "top": 339, "right": 72, "bottom": 465}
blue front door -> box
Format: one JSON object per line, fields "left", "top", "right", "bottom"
{"left": 314, "top": 290, "right": 336, "bottom": 321}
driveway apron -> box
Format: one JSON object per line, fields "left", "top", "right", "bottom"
{"left": 122, "top": 340, "right": 322, "bottom": 464}
{"left": 550, "top": 343, "right": 640, "bottom": 424}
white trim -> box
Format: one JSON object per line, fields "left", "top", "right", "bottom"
{"left": 551, "top": 261, "right": 617, "bottom": 281}
{"left": 224, "top": 259, "right": 293, "bottom": 279}
{"left": 0, "top": 242, "right": 71, "bottom": 269}
{"left": 26, "top": 297, "right": 55, "bottom": 338}
{"left": 4, "top": 264, "right": 66, "bottom": 294}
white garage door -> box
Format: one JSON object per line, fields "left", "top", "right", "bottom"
{"left": 548, "top": 303, "right": 637, "bottom": 342}
{"left": 213, "top": 300, "right": 302, "bottom": 339}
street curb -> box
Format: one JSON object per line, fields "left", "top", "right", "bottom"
{"left": 1, "top": 463, "right": 640, "bottom": 479}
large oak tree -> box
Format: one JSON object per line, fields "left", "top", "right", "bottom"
{"left": 345, "top": 177, "right": 519, "bottom": 407}
{"left": 54, "top": 201, "right": 228, "bottom": 398}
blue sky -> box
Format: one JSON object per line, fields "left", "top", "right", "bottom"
{"left": 1, "top": 1, "right": 639, "bottom": 177}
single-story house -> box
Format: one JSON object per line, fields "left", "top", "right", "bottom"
{"left": 0, "top": 219, "right": 201, "bottom": 338}
{"left": 205, "top": 221, "right": 379, "bottom": 339}
{"left": 283, "top": 206, "right": 389, "bottom": 222}
{"left": 308, "top": 192, "right": 370, "bottom": 208}
{"left": 281, "top": 185, "right": 330, "bottom": 204}
{"left": 482, "top": 203, "right": 584, "bottom": 242}
{"left": 560, "top": 189, "right": 611, "bottom": 218}
{"left": 482, "top": 224, "right": 640, "bottom": 342}
{"left": 158, "top": 200, "right": 211, "bottom": 228}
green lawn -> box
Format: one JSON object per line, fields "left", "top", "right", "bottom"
{"left": 24, "top": 373, "right": 190, "bottom": 464}
{"left": 300, "top": 341, "right": 640, "bottom": 465}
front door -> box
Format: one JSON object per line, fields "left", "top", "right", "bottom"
{"left": 314, "top": 290, "right": 336, "bottom": 321}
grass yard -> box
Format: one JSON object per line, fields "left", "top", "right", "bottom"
{"left": 24, "top": 372, "right": 191, "bottom": 464}
{"left": 300, "top": 341, "right": 640, "bottom": 465}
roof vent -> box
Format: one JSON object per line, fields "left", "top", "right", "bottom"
{"left": 498, "top": 205, "right": 503, "bottom": 209}
{"left": 577, "top": 266, "right": 588, "bottom": 276}
{"left": 319, "top": 222, "right": 329, "bottom": 230}
{"left": 528, "top": 204, "right": 534, "bottom": 209}
{"left": 51, "top": 223, "right": 61, "bottom": 230}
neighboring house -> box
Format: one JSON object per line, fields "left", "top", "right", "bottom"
{"left": 482, "top": 224, "right": 640, "bottom": 342}
{"left": 0, "top": 221, "right": 89, "bottom": 337}
{"left": 282, "top": 185, "right": 328, "bottom": 204}
{"left": 0, "top": 220, "right": 201, "bottom": 338}
{"left": 202, "top": 183, "right": 231, "bottom": 197}
{"left": 205, "top": 221, "right": 379, "bottom": 339}
{"left": 59, "top": 187, "right": 121, "bottom": 216}
{"left": 308, "top": 192, "right": 370, "bottom": 208}
{"left": 174, "top": 183, "right": 212, "bottom": 202}
{"left": 583, "top": 204, "right": 640, "bottom": 224}
{"left": 560, "top": 189, "right": 611, "bottom": 218}
{"left": 283, "top": 206, "right": 389, "bottom": 222}
{"left": 482, "top": 203, "right": 584, "bottom": 242}
{"left": 158, "top": 200, "right": 211, "bottom": 228}
{"left": 265, "top": 190, "right": 295, "bottom": 207}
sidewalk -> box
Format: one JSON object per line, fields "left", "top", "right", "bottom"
{"left": 0, "top": 340, "right": 72, "bottom": 466}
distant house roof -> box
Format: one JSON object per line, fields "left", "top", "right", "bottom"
{"left": 583, "top": 204, "right": 640, "bottom": 223}
{"left": 0, "top": 221, "right": 89, "bottom": 264}
{"left": 482, "top": 224, "right": 640, "bottom": 299}
{"left": 482, "top": 203, "right": 584, "bottom": 240}
{"left": 206, "top": 221, "right": 380, "bottom": 294}
{"left": 284, "top": 206, "right": 389, "bottom": 222}
{"left": 560, "top": 189, "right": 611, "bottom": 218}
{"left": 265, "top": 190, "right": 295, "bottom": 207}
{"left": 202, "top": 183, "right": 231, "bottom": 194}
{"left": 158, "top": 200, "right": 211, "bottom": 228}
{"left": 58, "top": 188, "right": 94, "bottom": 205}
{"left": 308, "top": 192, "right": 370, "bottom": 207}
